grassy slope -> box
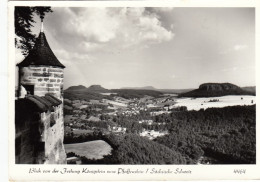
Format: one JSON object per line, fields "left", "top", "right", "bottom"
{"left": 64, "top": 140, "right": 112, "bottom": 160}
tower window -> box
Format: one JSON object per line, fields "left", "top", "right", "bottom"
{"left": 22, "top": 85, "right": 34, "bottom": 95}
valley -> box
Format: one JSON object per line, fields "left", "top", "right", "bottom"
{"left": 63, "top": 83, "right": 256, "bottom": 164}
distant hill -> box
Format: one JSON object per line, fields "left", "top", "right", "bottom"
{"left": 64, "top": 91, "right": 105, "bottom": 101}
{"left": 159, "top": 89, "right": 194, "bottom": 94}
{"left": 111, "top": 89, "right": 163, "bottom": 99}
{"left": 65, "top": 85, "right": 109, "bottom": 93}
{"left": 121, "top": 86, "right": 157, "bottom": 90}
{"left": 65, "top": 83, "right": 254, "bottom": 100}
{"left": 179, "top": 83, "right": 255, "bottom": 98}
{"left": 242, "top": 86, "right": 256, "bottom": 94}
{"left": 64, "top": 84, "right": 163, "bottom": 100}
{"left": 121, "top": 86, "right": 193, "bottom": 94}
{"left": 87, "top": 85, "right": 109, "bottom": 93}
{"left": 66, "top": 85, "right": 87, "bottom": 91}
{"left": 64, "top": 85, "right": 108, "bottom": 101}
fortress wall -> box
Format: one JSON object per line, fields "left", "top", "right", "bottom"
{"left": 16, "top": 100, "right": 66, "bottom": 164}
{"left": 19, "top": 66, "right": 64, "bottom": 99}
{"left": 40, "top": 111, "right": 51, "bottom": 142}
{"left": 17, "top": 65, "right": 66, "bottom": 164}
{"left": 15, "top": 102, "right": 45, "bottom": 164}
{"left": 43, "top": 105, "right": 66, "bottom": 164}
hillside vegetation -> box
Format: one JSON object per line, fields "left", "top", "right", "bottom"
{"left": 111, "top": 89, "right": 163, "bottom": 99}
{"left": 76, "top": 134, "right": 187, "bottom": 164}
{"left": 121, "top": 86, "right": 193, "bottom": 94}
{"left": 65, "top": 85, "right": 163, "bottom": 100}
{"left": 65, "top": 104, "right": 256, "bottom": 164}
{"left": 64, "top": 90, "right": 107, "bottom": 101}
{"left": 242, "top": 86, "right": 256, "bottom": 93}
{"left": 154, "top": 105, "right": 256, "bottom": 164}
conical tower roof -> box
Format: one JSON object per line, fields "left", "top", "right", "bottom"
{"left": 17, "top": 30, "right": 65, "bottom": 68}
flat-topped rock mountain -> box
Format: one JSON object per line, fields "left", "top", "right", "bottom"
{"left": 64, "top": 85, "right": 109, "bottom": 100}
{"left": 66, "top": 85, "right": 87, "bottom": 91}
{"left": 180, "top": 83, "right": 255, "bottom": 97}
{"left": 87, "top": 85, "right": 109, "bottom": 92}
{"left": 199, "top": 83, "right": 240, "bottom": 91}
{"left": 65, "top": 84, "right": 109, "bottom": 93}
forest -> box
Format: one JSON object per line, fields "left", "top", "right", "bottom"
{"left": 64, "top": 88, "right": 163, "bottom": 101}
{"left": 64, "top": 90, "right": 108, "bottom": 101}
{"left": 154, "top": 105, "right": 256, "bottom": 164}
{"left": 67, "top": 134, "right": 186, "bottom": 164}
{"left": 66, "top": 105, "right": 256, "bottom": 164}
{"left": 179, "top": 88, "right": 255, "bottom": 98}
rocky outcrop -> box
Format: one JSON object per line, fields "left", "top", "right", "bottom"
{"left": 65, "top": 85, "right": 109, "bottom": 93}
{"left": 87, "top": 85, "right": 108, "bottom": 92}
{"left": 180, "top": 83, "right": 254, "bottom": 98}
{"left": 66, "top": 85, "right": 87, "bottom": 91}
{"left": 199, "top": 83, "right": 240, "bottom": 91}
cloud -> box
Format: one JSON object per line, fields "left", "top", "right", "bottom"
{"left": 146, "top": 7, "right": 174, "bottom": 13}
{"left": 233, "top": 44, "right": 248, "bottom": 51}
{"left": 47, "top": 7, "right": 174, "bottom": 55}
{"left": 156, "top": 7, "right": 174, "bottom": 12}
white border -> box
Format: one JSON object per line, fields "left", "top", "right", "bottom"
{"left": 8, "top": 0, "right": 260, "bottom": 181}
{"left": 1, "top": 0, "right": 8, "bottom": 181}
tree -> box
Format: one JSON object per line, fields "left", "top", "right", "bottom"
{"left": 15, "top": 6, "right": 53, "bottom": 56}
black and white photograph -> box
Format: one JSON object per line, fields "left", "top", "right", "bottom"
{"left": 8, "top": 1, "right": 260, "bottom": 180}
{"left": 14, "top": 6, "right": 256, "bottom": 165}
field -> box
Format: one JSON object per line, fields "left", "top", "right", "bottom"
{"left": 72, "top": 129, "right": 93, "bottom": 135}
{"left": 64, "top": 140, "right": 112, "bottom": 159}
{"left": 174, "top": 95, "right": 255, "bottom": 111}
{"left": 104, "top": 100, "right": 128, "bottom": 107}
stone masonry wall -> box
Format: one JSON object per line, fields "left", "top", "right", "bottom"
{"left": 15, "top": 103, "right": 45, "bottom": 164}
{"left": 16, "top": 104, "right": 66, "bottom": 164}
{"left": 40, "top": 105, "right": 66, "bottom": 164}
{"left": 19, "top": 66, "right": 64, "bottom": 99}
{"left": 18, "top": 65, "right": 66, "bottom": 164}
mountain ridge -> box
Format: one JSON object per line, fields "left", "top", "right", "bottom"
{"left": 65, "top": 83, "right": 255, "bottom": 97}
{"left": 121, "top": 86, "right": 194, "bottom": 94}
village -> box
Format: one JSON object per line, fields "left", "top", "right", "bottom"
{"left": 63, "top": 94, "right": 177, "bottom": 140}
{"left": 64, "top": 92, "right": 256, "bottom": 142}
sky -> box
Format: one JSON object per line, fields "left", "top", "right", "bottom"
{"left": 15, "top": 7, "right": 255, "bottom": 89}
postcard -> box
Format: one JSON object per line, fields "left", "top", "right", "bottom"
{"left": 8, "top": 0, "right": 260, "bottom": 181}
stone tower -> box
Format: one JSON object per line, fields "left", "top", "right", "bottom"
{"left": 16, "top": 20, "right": 67, "bottom": 164}
{"left": 17, "top": 21, "right": 65, "bottom": 99}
